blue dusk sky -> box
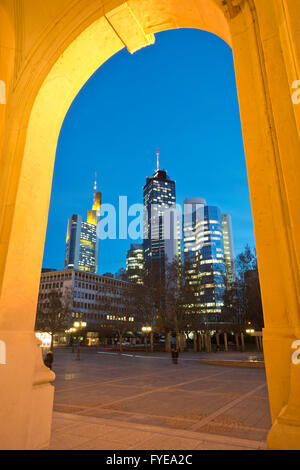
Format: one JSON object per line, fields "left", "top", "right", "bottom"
{"left": 42, "top": 28, "right": 255, "bottom": 275}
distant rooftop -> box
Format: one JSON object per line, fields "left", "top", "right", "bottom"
{"left": 41, "top": 268, "right": 57, "bottom": 273}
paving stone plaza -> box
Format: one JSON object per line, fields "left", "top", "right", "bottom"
{"left": 50, "top": 349, "right": 271, "bottom": 450}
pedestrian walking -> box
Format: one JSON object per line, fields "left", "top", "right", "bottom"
{"left": 44, "top": 350, "right": 54, "bottom": 370}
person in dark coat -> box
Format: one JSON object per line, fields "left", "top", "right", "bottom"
{"left": 170, "top": 332, "right": 179, "bottom": 364}
{"left": 171, "top": 347, "right": 179, "bottom": 364}
{"left": 44, "top": 350, "right": 54, "bottom": 370}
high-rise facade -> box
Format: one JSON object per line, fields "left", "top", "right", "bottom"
{"left": 126, "top": 243, "right": 144, "bottom": 284}
{"left": 221, "top": 214, "right": 235, "bottom": 284}
{"left": 143, "top": 151, "right": 180, "bottom": 280}
{"left": 64, "top": 176, "right": 101, "bottom": 274}
{"left": 183, "top": 198, "right": 226, "bottom": 323}
{"left": 183, "top": 197, "right": 206, "bottom": 290}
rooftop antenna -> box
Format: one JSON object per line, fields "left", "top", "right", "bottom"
{"left": 156, "top": 148, "right": 160, "bottom": 172}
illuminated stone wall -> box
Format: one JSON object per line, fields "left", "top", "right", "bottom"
{"left": 0, "top": 0, "right": 300, "bottom": 450}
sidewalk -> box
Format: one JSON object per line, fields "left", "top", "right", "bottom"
{"left": 49, "top": 350, "right": 271, "bottom": 450}
{"left": 50, "top": 412, "right": 266, "bottom": 450}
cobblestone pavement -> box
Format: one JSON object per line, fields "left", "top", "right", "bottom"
{"left": 50, "top": 349, "right": 271, "bottom": 450}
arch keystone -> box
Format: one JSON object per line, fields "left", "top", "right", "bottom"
{"left": 105, "top": 2, "right": 155, "bottom": 54}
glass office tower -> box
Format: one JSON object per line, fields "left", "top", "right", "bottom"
{"left": 126, "top": 243, "right": 144, "bottom": 284}
{"left": 221, "top": 214, "right": 236, "bottom": 284}
{"left": 183, "top": 198, "right": 226, "bottom": 323}
{"left": 143, "top": 153, "right": 180, "bottom": 281}
{"left": 64, "top": 176, "right": 101, "bottom": 274}
{"left": 183, "top": 197, "right": 206, "bottom": 290}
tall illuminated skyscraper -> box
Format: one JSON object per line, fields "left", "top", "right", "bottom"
{"left": 182, "top": 197, "right": 206, "bottom": 289}
{"left": 143, "top": 150, "right": 180, "bottom": 281}
{"left": 64, "top": 175, "right": 101, "bottom": 273}
{"left": 221, "top": 214, "right": 236, "bottom": 284}
{"left": 183, "top": 198, "right": 226, "bottom": 322}
{"left": 126, "top": 243, "right": 144, "bottom": 284}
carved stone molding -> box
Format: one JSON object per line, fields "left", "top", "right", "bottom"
{"left": 221, "top": 0, "right": 245, "bottom": 19}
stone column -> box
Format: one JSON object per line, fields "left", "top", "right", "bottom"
{"left": 165, "top": 332, "right": 171, "bottom": 353}
{"left": 231, "top": 0, "right": 300, "bottom": 448}
{"left": 216, "top": 333, "right": 220, "bottom": 349}
{"left": 235, "top": 333, "right": 240, "bottom": 351}
{"left": 197, "top": 333, "right": 202, "bottom": 352}
{"left": 180, "top": 333, "right": 186, "bottom": 352}
{"left": 177, "top": 334, "right": 180, "bottom": 351}
{"left": 224, "top": 332, "right": 228, "bottom": 353}
{"left": 202, "top": 333, "right": 206, "bottom": 351}
{"left": 0, "top": 3, "right": 144, "bottom": 449}
{"left": 193, "top": 333, "right": 197, "bottom": 353}
{"left": 241, "top": 333, "right": 245, "bottom": 352}
{"left": 205, "top": 332, "right": 211, "bottom": 353}
{"left": 150, "top": 331, "right": 154, "bottom": 353}
{"left": 0, "top": 329, "right": 55, "bottom": 450}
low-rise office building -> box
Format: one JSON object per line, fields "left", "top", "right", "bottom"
{"left": 37, "top": 269, "right": 136, "bottom": 343}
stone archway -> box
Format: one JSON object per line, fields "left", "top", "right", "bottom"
{"left": 0, "top": 0, "right": 300, "bottom": 450}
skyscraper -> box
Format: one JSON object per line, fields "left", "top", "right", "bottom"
{"left": 126, "top": 243, "right": 144, "bottom": 284}
{"left": 221, "top": 214, "right": 236, "bottom": 284}
{"left": 183, "top": 198, "right": 226, "bottom": 323}
{"left": 64, "top": 175, "right": 101, "bottom": 273}
{"left": 143, "top": 150, "right": 180, "bottom": 280}
{"left": 182, "top": 197, "right": 206, "bottom": 290}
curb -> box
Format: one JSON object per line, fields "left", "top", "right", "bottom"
{"left": 200, "top": 359, "right": 265, "bottom": 369}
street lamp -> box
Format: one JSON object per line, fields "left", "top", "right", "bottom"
{"left": 67, "top": 327, "right": 77, "bottom": 353}
{"left": 73, "top": 321, "right": 87, "bottom": 360}
{"left": 142, "top": 326, "right": 152, "bottom": 353}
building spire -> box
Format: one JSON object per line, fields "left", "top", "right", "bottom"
{"left": 94, "top": 172, "right": 97, "bottom": 200}
{"left": 156, "top": 148, "right": 160, "bottom": 172}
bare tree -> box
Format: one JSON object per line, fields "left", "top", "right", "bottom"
{"left": 236, "top": 245, "right": 264, "bottom": 329}
{"left": 100, "top": 286, "right": 136, "bottom": 353}
{"left": 153, "top": 257, "right": 199, "bottom": 349}
{"left": 130, "top": 267, "right": 157, "bottom": 351}
{"left": 35, "top": 288, "right": 72, "bottom": 347}
{"left": 222, "top": 245, "right": 264, "bottom": 331}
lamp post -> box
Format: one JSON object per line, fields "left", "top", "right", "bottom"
{"left": 246, "top": 329, "right": 255, "bottom": 334}
{"left": 74, "top": 321, "right": 87, "bottom": 360}
{"left": 66, "top": 327, "right": 77, "bottom": 352}
{"left": 142, "top": 326, "right": 152, "bottom": 353}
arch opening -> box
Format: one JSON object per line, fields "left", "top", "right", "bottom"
{"left": 1, "top": 0, "right": 300, "bottom": 451}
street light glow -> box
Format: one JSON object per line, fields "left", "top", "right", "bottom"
{"left": 142, "top": 326, "right": 152, "bottom": 333}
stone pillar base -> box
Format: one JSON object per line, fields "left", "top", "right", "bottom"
{"left": 267, "top": 411, "right": 300, "bottom": 450}
{"left": 0, "top": 330, "right": 55, "bottom": 450}
{"left": 264, "top": 327, "right": 300, "bottom": 450}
